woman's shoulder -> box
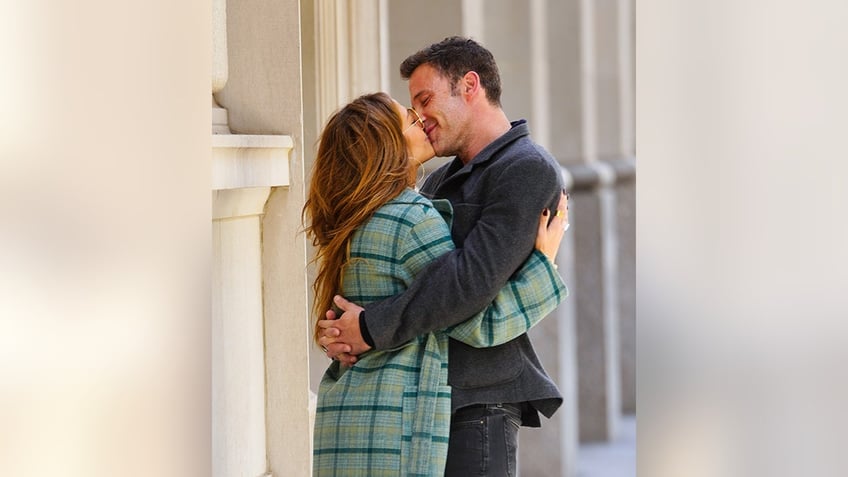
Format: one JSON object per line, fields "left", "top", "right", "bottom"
{"left": 386, "top": 187, "right": 434, "bottom": 207}
{"left": 354, "top": 189, "right": 440, "bottom": 239}
{"left": 378, "top": 188, "right": 442, "bottom": 224}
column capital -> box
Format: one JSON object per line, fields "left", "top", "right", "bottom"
{"left": 564, "top": 157, "right": 635, "bottom": 191}
{"left": 212, "top": 134, "right": 293, "bottom": 190}
{"left": 212, "top": 134, "right": 293, "bottom": 220}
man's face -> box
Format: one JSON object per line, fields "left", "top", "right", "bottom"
{"left": 408, "top": 63, "right": 470, "bottom": 159}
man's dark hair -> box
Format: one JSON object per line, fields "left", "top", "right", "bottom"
{"left": 400, "top": 36, "right": 502, "bottom": 107}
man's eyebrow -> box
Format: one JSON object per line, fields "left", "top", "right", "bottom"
{"left": 412, "top": 90, "right": 428, "bottom": 104}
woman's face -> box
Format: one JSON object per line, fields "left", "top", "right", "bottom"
{"left": 394, "top": 100, "right": 435, "bottom": 167}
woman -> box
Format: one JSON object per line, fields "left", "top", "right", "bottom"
{"left": 303, "top": 92, "right": 568, "bottom": 476}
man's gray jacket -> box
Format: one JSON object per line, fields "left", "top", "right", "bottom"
{"left": 362, "top": 120, "right": 565, "bottom": 424}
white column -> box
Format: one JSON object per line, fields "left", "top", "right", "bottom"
{"left": 618, "top": 0, "right": 634, "bottom": 157}
{"left": 593, "top": 0, "right": 636, "bottom": 417}
{"left": 579, "top": 0, "right": 598, "bottom": 163}
{"left": 462, "top": 0, "right": 486, "bottom": 42}
{"left": 564, "top": 0, "right": 624, "bottom": 444}
{"left": 212, "top": 2, "right": 270, "bottom": 476}
{"left": 212, "top": 135, "right": 294, "bottom": 477}
{"left": 314, "top": 0, "right": 350, "bottom": 125}
{"left": 477, "top": 0, "right": 534, "bottom": 135}
{"left": 314, "top": 0, "right": 386, "bottom": 128}
{"left": 385, "top": 0, "right": 463, "bottom": 101}
{"left": 212, "top": 195, "right": 270, "bottom": 477}
{"left": 616, "top": 0, "right": 637, "bottom": 415}
{"left": 598, "top": 162, "right": 622, "bottom": 438}
{"left": 546, "top": 0, "right": 583, "bottom": 163}
{"left": 530, "top": 0, "right": 551, "bottom": 148}
{"left": 349, "top": 0, "right": 388, "bottom": 95}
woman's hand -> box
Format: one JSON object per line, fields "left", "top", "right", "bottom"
{"left": 536, "top": 191, "right": 569, "bottom": 262}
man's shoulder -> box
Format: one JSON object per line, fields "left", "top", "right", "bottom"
{"left": 503, "top": 135, "right": 558, "bottom": 164}
{"left": 489, "top": 139, "right": 560, "bottom": 182}
{"left": 492, "top": 120, "right": 558, "bottom": 165}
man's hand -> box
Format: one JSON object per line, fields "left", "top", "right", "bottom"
{"left": 317, "top": 295, "right": 372, "bottom": 365}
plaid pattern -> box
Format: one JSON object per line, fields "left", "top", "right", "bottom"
{"left": 313, "top": 188, "right": 566, "bottom": 476}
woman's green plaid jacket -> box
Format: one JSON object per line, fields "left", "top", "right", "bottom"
{"left": 313, "top": 188, "right": 567, "bottom": 476}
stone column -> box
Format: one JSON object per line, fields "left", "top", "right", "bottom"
{"left": 557, "top": 0, "right": 623, "bottom": 443}
{"left": 311, "top": 0, "right": 388, "bottom": 127}
{"left": 615, "top": 0, "right": 636, "bottom": 416}
{"left": 568, "top": 161, "right": 622, "bottom": 443}
{"left": 386, "top": 0, "right": 463, "bottom": 101}
{"left": 214, "top": 0, "right": 312, "bottom": 475}
{"left": 478, "top": 0, "right": 535, "bottom": 132}
{"left": 212, "top": 188, "right": 271, "bottom": 477}
{"left": 212, "top": 134, "right": 296, "bottom": 477}
{"left": 608, "top": 158, "right": 635, "bottom": 415}
{"left": 522, "top": 168, "right": 580, "bottom": 477}
{"left": 349, "top": 0, "right": 390, "bottom": 96}
{"left": 543, "top": 0, "right": 625, "bottom": 452}
{"left": 595, "top": 0, "right": 636, "bottom": 416}
{"left": 212, "top": 44, "right": 299, "bottom": 477}
{"left": 211, "top": 1, "right": 269, "bottom": 476}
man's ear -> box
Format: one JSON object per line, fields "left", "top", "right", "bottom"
{"left": 461, "top": 71, "right": 480, "bottom": 99}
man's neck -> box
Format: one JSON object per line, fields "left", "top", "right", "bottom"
{"left": 458, "top": 109, "right": 512, "bottom": 164}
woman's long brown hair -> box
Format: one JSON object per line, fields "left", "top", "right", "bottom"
{"left": 302, "top": 92, "right": 413, "bottom": 345}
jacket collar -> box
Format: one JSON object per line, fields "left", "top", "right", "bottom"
{"left": 440, "top": 120, "right": 529, "bottom": 185}
{"left": 387, "top": 188, "right": 454, "bottom": 225}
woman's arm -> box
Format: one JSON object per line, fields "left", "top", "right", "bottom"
{"left": 444, "top": 192, "right": 569, "bottom": 347}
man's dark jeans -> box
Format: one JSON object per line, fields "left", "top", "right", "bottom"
{"left": 444, "top": 403, "right": 522, "bottom": 476}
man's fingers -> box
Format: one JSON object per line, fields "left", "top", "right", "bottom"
{"left": 333, "top": 295, "right": 354, "bottom": 311}
{"left": 323, "top": 342, "right": 353, "bottom": 358}
{"left": 325, "top": 309, "right": 337, "bottom": 320}
{"left": 336, "top": 353, "right": 357, "bottom": 366}
{"left": 317, "top": 334, "right": 337, "bottom": 348}
{"left": 317, "top": 327, "right": 340, "bottom": 342}
{"left": 317, "top": 319, "right": 341, "bottom": 330}
{"left": 317, "top": 329, "right": 342, "bottom": 345}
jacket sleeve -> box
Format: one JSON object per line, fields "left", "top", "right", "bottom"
{"left": 399, "top": 213, "right": 567, "bottom": 349}
{"left": 444, "top": 250, "right": 567, "bottom": 348}
{"left": 365, "top": 155, "right": 564, "bottom": 349}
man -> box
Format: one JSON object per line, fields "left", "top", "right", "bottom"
{"left": 318, "top": 36, "right": 567, "bottom": 475}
